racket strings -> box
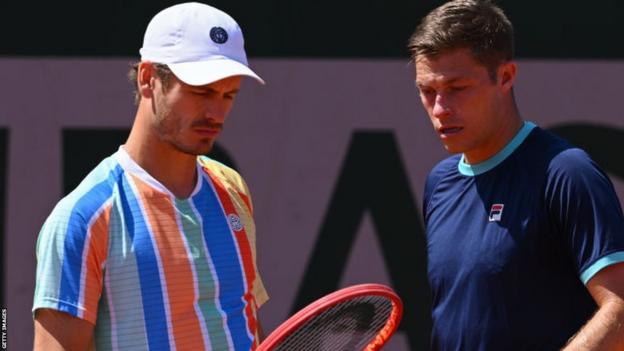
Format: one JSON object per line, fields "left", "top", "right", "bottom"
{"left": 274, "top": 295, "right": 394, "bottom": 351}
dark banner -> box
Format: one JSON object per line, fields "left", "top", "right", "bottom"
{"left": 2, "top": 1, "right": 624, "bottom": 58}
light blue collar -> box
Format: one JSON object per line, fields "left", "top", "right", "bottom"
{"left": 458, "top": 121, "right": 536, "bottom": 176}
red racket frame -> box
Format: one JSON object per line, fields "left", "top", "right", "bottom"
{"left": 257, "top": 283, "right": 403, "bottom": 351}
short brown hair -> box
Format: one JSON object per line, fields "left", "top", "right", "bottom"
{"left": 127, "top": 62, "right": 175, "bottom": 104}
{"left": 408, "top": 0, "right": 514, "bottom": 79}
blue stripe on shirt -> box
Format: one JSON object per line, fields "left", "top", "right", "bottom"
{"left": 194, "top": 175, "right": 251, "bottom": 351}
{"left": 58, "top": 164, "right": 121, "bottom": 316}
{"left": 119, "top": 173, "right": 171, "bottom": 350}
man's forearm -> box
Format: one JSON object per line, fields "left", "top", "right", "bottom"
{"left": 563, "top": 300, "right": 624, "bottom": 351}
{"left": 34, "top": 309, "right": 94, "bottom": 351}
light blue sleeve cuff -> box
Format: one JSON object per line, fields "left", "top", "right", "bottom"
{"left": 580, "top": 251, "right": 624, "bottom": 285}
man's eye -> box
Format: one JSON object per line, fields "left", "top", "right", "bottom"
{"left": 449, "top": 86, "right": 466, "bottom": 92}
{"left": 419, "top": 88, "right": 435, "bottom": 96}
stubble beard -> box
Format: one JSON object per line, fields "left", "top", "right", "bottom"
{"left": 154, "top": 108, "right": 215, "bottom": 157}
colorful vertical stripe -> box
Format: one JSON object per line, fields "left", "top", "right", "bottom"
{"left": 78, "top": 202, "right": 111, "bottom": 322}
{"left": 194, "top": 174, "right": 253, "bottom": 351}
{"left": 34, "top": 149, "right": 267, "bottom": 350}
{"left": 203, "top": 167, "right": 259, "bottom": 348}
{"left": 178, "top": 199, "right": 233, "bottom": 350}
{"left": 98, "top": 201, "right": 149, "bottom": 351}
{"left": 119, "top": 173, "right": 172, "bottom": 350}
{"left": 131, "top": 174, "right": 206, "bottom": 350}
{"left": 55, "top": 164, "right": 121, "bottom": 322}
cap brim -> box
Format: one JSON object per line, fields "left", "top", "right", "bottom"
{"left": 167, "top": 59, "right": 265, "bottom": 86}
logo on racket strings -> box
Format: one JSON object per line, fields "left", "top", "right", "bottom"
{"left": 489, "top": 204, "right": 504, "bottom": 222}
{"left": 228, "top": 213, "right": 243, "bottom": 232}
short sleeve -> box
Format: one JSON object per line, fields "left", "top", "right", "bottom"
{"left": 33, "top": 200, "right": 109, "bottom": 325}
{"left": 545, "top": 149, "right": 624, "bottom": 284}
{"left": 252, "top": 272, "right": 269, "bottom": 308}
{"left": 234, "top": 177, "right": 268, "bottom": 308}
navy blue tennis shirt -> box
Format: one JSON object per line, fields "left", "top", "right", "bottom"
{"left": 424, "top": 122, "right": 624, "bottom": 350}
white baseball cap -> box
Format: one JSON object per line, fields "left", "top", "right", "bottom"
{"left": 139, "top": 2, "right": 264, "bottom": 86}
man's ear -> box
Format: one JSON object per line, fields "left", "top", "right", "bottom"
{"left": 498, "top": 60, "right": 517, "bottom": 92}
{"left": 137, "top": 61, "right": 156, "bottom": 99}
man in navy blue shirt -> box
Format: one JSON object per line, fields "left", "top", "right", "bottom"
{"left": 408, "top": 0, "right": 624, "bottom": 349}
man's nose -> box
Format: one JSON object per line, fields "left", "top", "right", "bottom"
{"left": 203, "top": 100, "right": 228, "bottom": 122}
{"left": 432, "top": 94, "right": 452, "bottom": 119}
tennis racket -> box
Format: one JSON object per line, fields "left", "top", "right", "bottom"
{"left": 258, "top": 283, "right": 403, "bottom": 351}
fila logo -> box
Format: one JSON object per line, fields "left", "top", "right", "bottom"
{"left": 489, "top": 204, "right": 504, "bottom": 222}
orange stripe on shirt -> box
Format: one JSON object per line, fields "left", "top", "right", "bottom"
{"left": 132, "top": 175, "right": 206, "bottom": 350}
{"left": 203, "top": 168, "right": 259, "bottom": 347}
{"left": 81, "top": 203, "right": 111, "bottom": 324}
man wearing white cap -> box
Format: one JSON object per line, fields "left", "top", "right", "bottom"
{"left": 33, "top": 3, "right": 268, "bottom": 350}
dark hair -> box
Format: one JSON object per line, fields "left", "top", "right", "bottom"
{"left": 408, "top": 0, "right": 514, "bottom": 80}
{"left": 127, "top": 62, "right": 175, "bottom": 104}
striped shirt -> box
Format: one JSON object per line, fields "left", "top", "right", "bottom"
{"left": 33, "top": 147, "right": 268, "bottom": 350}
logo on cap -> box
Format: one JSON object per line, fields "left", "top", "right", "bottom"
{"left": 210, "top": 27, "right": 228, "bottom": 44}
